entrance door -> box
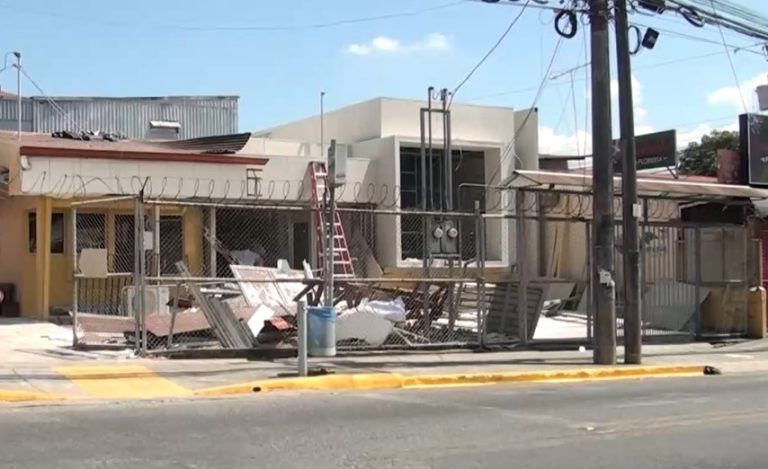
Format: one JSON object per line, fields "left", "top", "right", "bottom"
{"left": 292, "top": 222, "right": 310, "bottom": 270}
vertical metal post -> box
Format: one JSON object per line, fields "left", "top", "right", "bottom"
{"left": 743, "top": 226, "right": 750, "bottom": 334}
{"left": 442, "top": 90, "right": 456, "bottom": 329}
{"left": 516, "top": 190, "right": 528, "bottom": 344}
{"left": 325, "top": 180, "right": 336, "bottom": 308}
{"left": 153, "top": 204, "right": 161, "bottom": 320}
{"left": 136, "top": 197, "right": 147, "bottom": 355}
{"left": 71, "top": 206, "right": 79, "bottom": 347}
{"left": 420, "top": 102, "right": 431, "bottom": 333}
{"left": 15, "top": 52, "right": 20, "bottom": 140}
{"left": 586, "top": 221, "right": 593, "bottom": 344}
{"left": 209, "top": 207, "right": 217, "bottom": 276}
{"left": 132, "top": 197, "right": 142, "bottom": 353}
{"left": 590, "top": 0, "right": 617, "bottom": 365}
{"left": 320, "top": 92, "right": 325, "bottom": 155}
{"left": 615, "top": 0, "right": 641, "bottom": 364}
{"left": 694, "top": 227, "right": 702, "bottom": 339}
{"left": 297, "top": 300, "right": 308, "bottom": 377}
{"left": 474, "top": 201, "right": 485, "bottom": 346}
{"left": 167, "top": 281, "right": 181, "bottom": 349}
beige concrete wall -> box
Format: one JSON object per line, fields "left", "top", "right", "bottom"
{"left": 254, "top": 98, "right": 383, "bottom": 144}
{"left": 351, "top": 137, "right": 398, "bottom": 267}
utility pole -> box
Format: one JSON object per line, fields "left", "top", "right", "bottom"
{"left": 614, "top": 0, "right": 642, "bottom": 364}
{"left": 589, "top": 0, "right": 617, "bottom": 365}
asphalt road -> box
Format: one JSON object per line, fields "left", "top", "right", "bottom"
{"left": 2, "top": 374, "right": 768, "bottom": 469}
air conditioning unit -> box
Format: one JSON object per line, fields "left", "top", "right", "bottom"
{"left": 120, "top": 285, "right": 171, "bottom": 317}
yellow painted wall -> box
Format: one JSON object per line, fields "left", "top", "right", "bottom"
{"left": 0, "top": 195, "right": 39, "bottom": 317}
{"left": 0, "top": 195, "right": 193, "bottom": 319}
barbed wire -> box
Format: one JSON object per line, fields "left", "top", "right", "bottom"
{"left": 15, "top": 172, "right": 749, "bottom": 221}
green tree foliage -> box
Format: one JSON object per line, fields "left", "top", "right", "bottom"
{"left": 677, "top": 130, "right": 739, "bottom": 177}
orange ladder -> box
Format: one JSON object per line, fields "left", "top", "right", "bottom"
{"left": 307, "top": 162, "right": 355, "bottom": 278}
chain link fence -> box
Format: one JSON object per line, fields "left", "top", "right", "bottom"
{"left": 69, "top": 188, "right": 755, "bottom": 354}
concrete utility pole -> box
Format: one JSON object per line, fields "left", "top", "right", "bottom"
{"left": 589, "top": 0, "right": 617, "bottom": 365}
{"left": 614, "top": 0, "right": 642, "bottom": 364}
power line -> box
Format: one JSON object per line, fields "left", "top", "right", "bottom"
{"left": 0, "top": 1, "right": 467, "bottom": 32}
{"left": 449, "top": 0, "right": 532, "bottom": 107}
{"left": 486, "top": 31, "right": 566, "bottom": 185}
{"left": 631, "top": 21, "right": 765, "bottom": 54}
{"left": 467, "top": 43, "right": 764, "bottom": 102}
{"left": 710, "top": 0, "right": 748, "bottom": 113}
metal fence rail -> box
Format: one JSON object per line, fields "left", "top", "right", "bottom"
{"left": 69, "top": 190, "right": 755, "bottom": 354}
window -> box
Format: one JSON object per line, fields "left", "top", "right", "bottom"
{"left": 399, "top": 147, "right": 485, "bottom": 260}
{"left": 114, "top": 214, "right": 135, "bottom": 273}
{"left": 28, "top": 212, "right": 65, "bottom": 254}
{"left": 159, "top": 216, "right": 183, "bottom": 275}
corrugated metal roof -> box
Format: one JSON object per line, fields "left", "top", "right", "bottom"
{"left": 505, "top": 170, "right": 768, "bottom": 200}
{"left": 29, "top": 96, "right": 238, "bottom": 140}
{"left": 158, "top": 132, "right": 252, "bottom": 153}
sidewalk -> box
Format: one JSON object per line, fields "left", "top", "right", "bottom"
{"left": 3, "top": 339, "right": 768, "bottom": 402}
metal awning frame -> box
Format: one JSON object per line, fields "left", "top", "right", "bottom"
{"left": 503, "top": 170, "right": 768, "bottom": 204}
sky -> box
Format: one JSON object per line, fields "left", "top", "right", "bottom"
{"left": 0, "top": 0, "right": 766, "bottom": 155}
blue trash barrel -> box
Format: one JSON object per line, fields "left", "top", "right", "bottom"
{"left": 307, "top": 306, "right": 336, "bottom": 357}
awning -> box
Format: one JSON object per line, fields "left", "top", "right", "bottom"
{"left": 504, "top": 170, "right": 768, "bottom": 200}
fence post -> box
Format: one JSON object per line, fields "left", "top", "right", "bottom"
{"left": 133, "top": 197, "right": 142, "bottom": 353}
{"left": 694, "top": 227, "right": 702, "bottom": 339}
{"left": 139, "top": 199, "right": 147, "bottom": 355}
{"left": 71, "top": 206, "right": 79, "bottom": 348}
{"left": 516, "top": 190, "right": 529, "bottom": 345}
{"left": 586, "top": 220, "right": 593, "bottom": 344}
{"left": 474, "top": 201, "right": 485, "bottom": 347}
{"left": 743, "top": 226, "right": 750, "bottom": 335}
{"left": 297, "top": 300, "right": 308, "bottom": 377}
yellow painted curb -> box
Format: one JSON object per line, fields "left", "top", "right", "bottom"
{"left": 56, "top": 365, "right": 192, "bottom": 399}
{"left": 195, "top": 365, "right": 706, "bottom": 397}
{"left": 0, "top": 389, "right": 68, "bottom": 403}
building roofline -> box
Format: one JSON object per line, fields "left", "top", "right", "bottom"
{"left": 20, "top": 145, "right": 266, "bottom": 166}
{"left": 28, "top": 95, "right": 239, "bottom": 102}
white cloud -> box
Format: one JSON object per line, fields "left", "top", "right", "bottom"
{"left": 676, "top": 122, "right": 739, "bottom": 149}
{"left": 707, "top": 73, "right": 766, "bottom": 111}
{"left": 539, "top": 126, "right": 592, "bottom": 156}
{"left": 346, "top": 33, "right": 449, "bottom": 56}
{"left": 610, "top": 75, "right": 649, "bottom": 128}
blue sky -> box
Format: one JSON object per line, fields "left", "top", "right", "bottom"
{"left": 0, "top": 0, "right": 766, "bottom": 153}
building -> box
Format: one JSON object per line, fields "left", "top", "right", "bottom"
{"left": 0, "top": 97, "right": 539, "bottom": 319}
{"left": 0, "top": 95, "right": 238, "bottom": 139}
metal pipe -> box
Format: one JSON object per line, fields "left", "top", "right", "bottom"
{"left": 517, "top": 190, "right": 529, "bottom": 345}
{"left": 141, "top": 276, "right": 480, "bottom": 284}
{"left": 138, "top": 198, "right": 147, "bottom": 355}
{"left": 71, "top": 195, "right": 137, "bottom": 207}
{"left": 15, "top": 52, "right": 20, "bottom": 140}
{"left": 71, "top": 206, "right": 78, "bottom": 347}
{"left": 209, "top": 207, "right": 217, "bottom": 276}
{"left": 421, "top": 94, "right": 431, "bottom": 335}
{"left": 694, "top": 227, "right": 702, "bottom": 339}
{"left": 133, "top": 197, "right": 142, "bottom": 353}
{"left": 297, "top": 300, "right": 308, "bottom": 377}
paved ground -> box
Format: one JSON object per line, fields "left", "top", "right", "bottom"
{"left": 1, "top": 373, "right": 767, "bottom": 468}
{"left": 4, "top": 340, "right": 768, "bottom": 399}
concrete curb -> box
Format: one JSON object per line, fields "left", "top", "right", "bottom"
{"left": 194, "top": 365, "right": 707, "bottom": 397}
{"left": 0, "top": 389, "right": 68, "bottom": 403}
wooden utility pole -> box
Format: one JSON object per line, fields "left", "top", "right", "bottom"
{"left": 614, "top": 0, "right": 642, "bottom": 364}
{"left": 589, "top": 0, "right": 617, "bottom": 365}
